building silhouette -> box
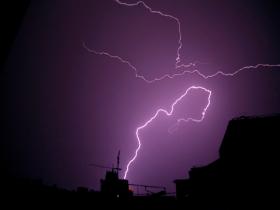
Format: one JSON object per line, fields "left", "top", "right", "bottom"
{"left": 3, "top": 114, "right": 280, "bottom": 209}
{"left": 174, "top": 114, "right": 280, "bottom": 209}
{"left": 100, "top": 169, "right": 131, "bottom": 198}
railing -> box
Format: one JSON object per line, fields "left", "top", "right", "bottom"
{"left": 129, "top": 183, "right": 166, "bottom": 196}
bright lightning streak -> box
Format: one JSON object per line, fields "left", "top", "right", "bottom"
{"left": 113, "top": 0, "right": 280, "bottom": 78}
{"left": 114, "top": 0, "right": 184, "bottom": 66}
{"left": 83, "top": 42, "right": 196, "bottom": 83}
{"left": 176, "top": 63, "right": 280, "bottom": 79}
{"left": 123, "top": 86, "right": 211, "bottom": 179}
{"left": 83, "top": 42, "right": 280, "bottom": 82}
{"left": 85, "top": 0, "right": 280, "bottom": 180}
{"left": 84, "top": 1, "right": 280, "bottom": 83}
{"left": 83, "top": 42, "right": 154, "bottom": 83}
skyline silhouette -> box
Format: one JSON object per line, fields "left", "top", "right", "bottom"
{"left": 2, "top": 0, "right": 280, "bottom": 195}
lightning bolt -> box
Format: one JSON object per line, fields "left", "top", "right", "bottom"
{"left": 124, "top": 86, "right": 211, "bottom": 179}
{"left": 85, "top": 0, "right": 280, "bottom": 180}
{"left": 114, "top": 0, "right": 184, "bottom": 67}
{"left": 83, "top": 42, "right": 280, "bottom": 82}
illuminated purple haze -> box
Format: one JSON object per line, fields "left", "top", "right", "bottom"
{"left": 85, "top": 0, "right": 280, "bottom": 182}
{"left": 3, "top": 0, "right": 280, "bottom": 192}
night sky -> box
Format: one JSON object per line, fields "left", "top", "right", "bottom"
{"left": 2, "top": 0, "right": 280, "bottom": 192}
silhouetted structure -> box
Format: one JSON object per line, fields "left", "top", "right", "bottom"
{"left": 99, "top": 150, "right": 132, "bottom": 198}
{"left": 174, "top": 114, "right": 280, "bottom": 209}
{"left": 4, "top": 115, "right": 280, "bottom": 209}
{"left": 100, "top": 169, "right": 131, "bottom": 198}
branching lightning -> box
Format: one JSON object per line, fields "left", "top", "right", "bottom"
{"left": 124, "top": 86, "right": 211, "bottom": 179}
{"left": 83, "top": 42, "right": 280, "bottom": 82}
{"left": 85, "top": 0, "right": 280, "bottom": 180}
{"left": 114, "top": 0, "right": 184, "bottom": 67}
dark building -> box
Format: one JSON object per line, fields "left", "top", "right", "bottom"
{"left": 100, "top": 169, "right": 131, "bottom": 198}
{"left": 174, "top": 114, "right": 280, "bottom": 209}
{"left": 99, "top": 151, "right": 132, "bottom": 198}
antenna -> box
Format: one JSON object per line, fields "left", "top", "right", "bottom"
{"left": 89, "top": 150, "right": 122, "bottom": 177}
{"left": 117, "top": 150, "right": 120, "bottom": 176}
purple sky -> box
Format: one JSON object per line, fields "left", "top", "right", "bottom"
{"left": 3, "top": 0, "right": 280, "bottom": 192}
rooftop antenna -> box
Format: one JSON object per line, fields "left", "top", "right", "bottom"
{"left": 89, "top": 150, "right": 122, "bottom": 177}
{"left": 117, "top": 150, "right": 120, "bottom": 177}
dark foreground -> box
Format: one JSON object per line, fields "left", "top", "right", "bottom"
{"left": 2, "top": 114, "right": 280, "bottom": 209}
